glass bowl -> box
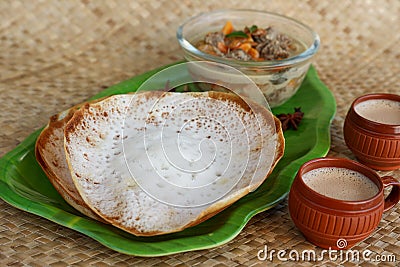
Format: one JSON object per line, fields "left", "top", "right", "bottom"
{"left": 176, "top": 9, "right": 320, "bottom": 107}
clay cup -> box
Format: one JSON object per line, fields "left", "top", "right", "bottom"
{"left": 288, "top": 157, "right": 400, "bottom": 249}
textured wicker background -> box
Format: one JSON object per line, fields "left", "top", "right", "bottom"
{"left": 1, "top": 0, "right": 399, "bottom": 266}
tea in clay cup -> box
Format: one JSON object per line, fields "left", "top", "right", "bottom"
{"left": 288, "top": 157, "right": 400, "bottom": 249}
{"left": 343, "top": 93, "right": 400, "bottom": 170}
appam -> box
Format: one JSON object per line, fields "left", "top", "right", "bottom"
{"left": 64, "top": 91, "right": 284, "bottom": 236}
{"left": 35, "top": 106, "right": 104, "bottom": 221}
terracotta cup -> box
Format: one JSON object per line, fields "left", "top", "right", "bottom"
{"left": 343, "top": 93, "right": 400, "bottom": 171}
{"left": 288, "top": 157, "right": 400, "bottom": 250}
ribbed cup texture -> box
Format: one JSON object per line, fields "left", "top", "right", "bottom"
{"left": 344, "top": 119, "right": 400, "bottom": 170}
{"left": 289, "top": 186, "right": 383, "bottom": 249}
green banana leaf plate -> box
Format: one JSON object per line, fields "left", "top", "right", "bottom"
{"left": 0, "top": 63, "right": 335, "bottom": 256}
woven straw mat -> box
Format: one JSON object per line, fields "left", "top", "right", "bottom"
{"left": 0, "top": 0, "right": 399, "bottom": 266}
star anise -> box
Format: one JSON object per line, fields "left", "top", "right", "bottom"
{"left": 276, "top": 107, "right": 304, "bottom": 131}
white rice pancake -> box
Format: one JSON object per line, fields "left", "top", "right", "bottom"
{"left": 64, "top": 91, "right": 284, "bottom": 236}
{"left": 35, "top": 106, "right": 104, "bottom": 221}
